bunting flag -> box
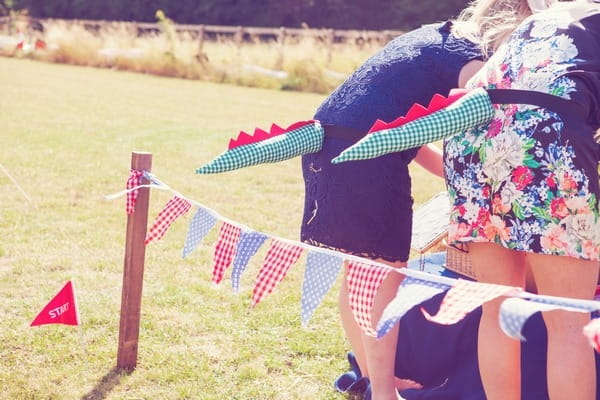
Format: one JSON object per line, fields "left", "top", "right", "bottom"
{"left": 231, "top": 230, "right": 268, "bottom": 293}
{"left": 251, "top": 240, "right": 304, "bottom": 307}
{"left": 584, "top": 319, "right": 600, "bottom": 352}
{"left": 376, "top": 276, "right": 450, "bottom": 338}
{"left": 301, "top": 251, "right": 344, "bottom": 326}
{"left": 346, "top": 261, "right": 391, "bottom": 336}
{"left": 182, "top": 207, "right": 217, "bottom": 258}
{"left": 423, "top": 279, "right": 518, "bottom": 325}
{"left": 31, "top": 281, "right": 80, "bottom": 327}
{"left": 212, "top": 222, "right": 242, "bottom": 284}
{"left": 196, "top": 120, "right": 324, "bottom": 174}
{"left": 500, "top": 296, "right": 600, "bottom": 340}
{"left": 145, "top": 196, "right": 192, "bottom": 245}
{"left": 126, "top": 169, "right": 144, "bottom": 214}
{"left": 331, "top": 87, "right": 494, "bottom": 164}
{"left": 108, "top": 172, "right": 600, "bottom": 339}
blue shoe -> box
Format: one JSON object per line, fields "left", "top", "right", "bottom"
{"left": 333, "top": 352, "right": 363, "bottom": 393}
{"left": 334, "top": 370, "right": 359, "bottom": 393}
{"left": 361, "top": 381, "right": 371, "bottom": 400}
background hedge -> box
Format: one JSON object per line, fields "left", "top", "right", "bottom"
{"left": 2, "top": 0, "right": 470, "bottom": 31}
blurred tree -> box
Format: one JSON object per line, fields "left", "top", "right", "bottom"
{"left": 8, "top": 0, "right": 470, "bottom": 31}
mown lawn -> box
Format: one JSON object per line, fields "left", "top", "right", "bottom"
{"left": 0, "top": 57, "right": 445, "bottom": 400}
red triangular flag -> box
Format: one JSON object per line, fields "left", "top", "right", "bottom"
{"left": 31, "top": 281, "right": 80, "bottom": 327}
{"left": 212, "top": 222, "right": 242, "bottom": 284}
{"left": 346, "top": 261, "right": 391, "bottom": 336}
{"left": 251, "top": 240, "right": 303, "bottom": 307}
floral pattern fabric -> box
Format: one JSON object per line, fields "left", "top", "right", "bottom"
{"left": 444, "top": 10, "right": 600, "bottom": 261}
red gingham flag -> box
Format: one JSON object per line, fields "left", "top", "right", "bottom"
{"left": 346, "top": 261, "right": 391, "bottom": 337}
{"left": 212, "top": 222, "right": 242, "bottom": 284}
{"left": 126, "top": 169, "right": 144, "bottom": 214}
{"left": 251, "top": 240, "right": 303, "bottom": 307}
{"left": 423, "top": 279, "right": 517, "bottom": 325}
{"left": 145, "top": 196, "right": 191, "bottom": 245}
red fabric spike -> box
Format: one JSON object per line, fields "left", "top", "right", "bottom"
{"left": 228, "top": 131, "right": 252, "bottom": 149}
{"left": 405, "top": 103, "right": 430, "bottom": 121}
{"left": 369, "top": 119, "right": 390, "bottom": 133}
{"left": 228, "top": 120, "right": 314, "bottom": 150}
{"left": 285, "top": 120, "right": 313, "bottom": 131}
{"left": 269, "top": 123, "right": 285, "bottom": 136}
{"left": 366, "top": 90, "right": 470, "bottom": 133}
{"left": 252, "top": 127, "right": 270, "bottom": 142}
{"left": 426, "top": 94, "right": 450, "bottom": 113}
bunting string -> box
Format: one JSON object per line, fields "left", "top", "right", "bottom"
{"left": 106, "top": 171, "right": 600, "bottom": 343}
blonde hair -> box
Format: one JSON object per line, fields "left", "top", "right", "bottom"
{"left": 452, "top": 0, "right": 533, "bottom": 57}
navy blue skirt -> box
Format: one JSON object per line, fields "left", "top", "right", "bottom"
{"left": 301, "top": 135, "right": 416, "bottom": 262}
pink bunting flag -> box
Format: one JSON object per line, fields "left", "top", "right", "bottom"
{"left": 31, "top": 281, "right": 80, "bottom": 327}
{"left": 212, "top": 222, "right": 242, "bottom": 284}
{"left": 145, "top": 196, "right": 191, "bottom": 245}
{"left": 126, "top": 169, "right": 144, "bottom": 214}
{"left": 584, "top": 319, "right": 600, "bottom": 352}
{"left": 423, "top": 279, "right": 518, "bottom": 325}
{"left": 346, "top": 261, "right": 391, "bottom": 337}
{"left": 251, "top": 240, "right": 303, "bottom": 307}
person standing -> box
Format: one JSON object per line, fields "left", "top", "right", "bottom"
{"left": 443, "top": 1, "right": 600, "bottom": 398}
{"left": 300, "top": 1, "right": 537, "bottom": 398}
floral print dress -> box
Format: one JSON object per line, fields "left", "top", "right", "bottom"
{"left": 443, "top": 5, "right": 600, "bottom": 261}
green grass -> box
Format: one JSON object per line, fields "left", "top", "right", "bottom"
{"left": 0, "top": 56, "right": 445, "bottom": 400}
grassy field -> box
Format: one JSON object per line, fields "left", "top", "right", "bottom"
{"left": 0, "top": 57, "right": 445, "bottom": 400}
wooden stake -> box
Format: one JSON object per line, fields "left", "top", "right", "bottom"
{"left": 117, "top": 152, "right": 152, "bottom": 370}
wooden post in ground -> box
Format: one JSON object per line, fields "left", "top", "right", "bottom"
{"left": 196, "top": 24, "right": 206, "bottom": 59}
{"left": 117, "top": 151, "right": 152, "bottom": 370}
{"left": 275, "top": 26, "right": 286, "bottom": 70}
{"left": 325, "top": 29, "right": 334, "bottom": 68}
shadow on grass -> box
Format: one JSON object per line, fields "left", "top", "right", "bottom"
{"left": 81, "top": 367, "right": 131, "bottom": 400}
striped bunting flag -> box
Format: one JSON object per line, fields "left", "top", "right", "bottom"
{"left": 212, "top": 222, "right": 242, "bottom": 284}
{"left": 346, "top": 261, "right": 391, "bottom": 337}
{"left": 584, "top": 319, "right": 600, "bottom": 352}
{"left": 500, "top": 296, "right": 600, "bottom": 340}
{"left": 251, "top": 240, "right": 303, "bottom": 307}
{"left": 126, "top": 169, "right": 144, "bottom": 214}
{"left": 182, "top": 207, "right": 217, "bottom": 258}
{"left": 301, "top": 251, "right": 343, "bottom": 326}
{"left": 145, "top": 196, "right": 192, "bottom": 245}
{"left": 231, "top": 230, "right": 268, "bottom": 294}
{"left": 423, "top": 279, "right": 517, "bottom": 325}
{"left": 376, "top": 276, "right": 450, "bottom": 338}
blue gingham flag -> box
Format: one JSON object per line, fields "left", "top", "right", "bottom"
{"left": 331, "top": 88, "right": 494, "bottom": 164}
{"left": 196, "top": 121, "right": 324, "bottom": 174}
{"left": 182, "top": 207, "right": 217, "bottom": 258}
{"left": 231, "top": 230, "right": 268, "bottom": 294}
{"left": 376, "top": 276, "right": 450, "bottom": 338}
{"left": 500, "top": 296, "right": 600, "bottom": 340}
{"left": 300, "top": 251, "right": 343, "bottom": 326}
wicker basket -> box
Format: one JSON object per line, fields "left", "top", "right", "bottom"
{"left": 445, "top": 243, "right": 477, "bottom": 281}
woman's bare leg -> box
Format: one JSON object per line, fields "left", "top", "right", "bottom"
{"left": 339, "top": 259, "right": 408, "bottom": 400}
{"left": 529, "top": 254, "right": 599, "bottom": 400}
{"left": 468, "top": 242, "right": 526, "bottom": 400}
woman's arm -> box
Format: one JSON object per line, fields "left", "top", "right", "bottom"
{"left": 414, "top": 144, "right": 444, "bottom": 178}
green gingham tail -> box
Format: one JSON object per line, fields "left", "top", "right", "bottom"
{"left": 196, "top": 121, "right": 324, "bottom": 174}
{"left": 331, "top": 88, "right": 494, "bottom": 164}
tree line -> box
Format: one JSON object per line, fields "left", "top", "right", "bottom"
{"left": 2, "top": 0, "right": 469, "bottom": 31}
